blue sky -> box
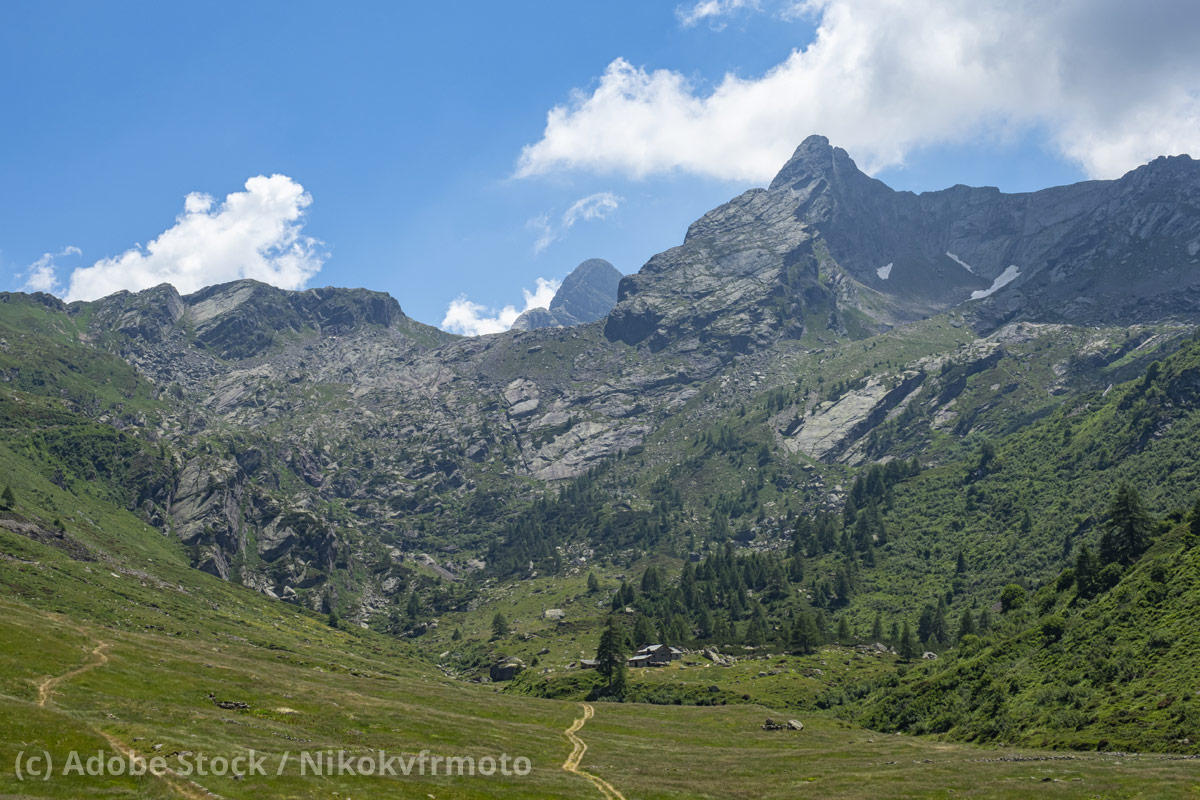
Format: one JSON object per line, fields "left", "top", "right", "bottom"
{"left": 3, "top": 1, "right": 1199, "bottom": 332}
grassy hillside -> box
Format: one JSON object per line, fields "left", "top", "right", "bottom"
{"left": 842, "top": 521, "right": 1200, "bottom": 753}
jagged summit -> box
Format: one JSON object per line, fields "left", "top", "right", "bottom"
{"left": 770, "top": 135, "right": 854, "bottom": 190}
{"left": 512, "top": 258, "right": 621, "bottom": 331}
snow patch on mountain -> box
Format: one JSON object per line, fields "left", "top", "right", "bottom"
{"left": 971, "top": 265, "right": 1021, "bottom": 300}
{"left": 945, "top": 252, "right": 975, "bottom": 273}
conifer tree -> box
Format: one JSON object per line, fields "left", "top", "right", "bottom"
{"left": 791, "top": 613, "right": 820, "bottom": 654}
{"left": 1099, "top": 482, "right": 1153, "bottom": 566}
{"left": 632, "top": 614, "right": 656, "bottom": 648}
{"left": 1075, "top": 544, "right": 1099, "bottom": 599}
{"left": 899, "top": 621, "right": 917, "bottom": 660}
{"left": 595, "top": 617, "right": 629, "bottom": 691}
{"left": 957, "top": 609, "right": 976, "bottom": 641}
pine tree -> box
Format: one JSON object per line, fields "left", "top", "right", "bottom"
{"left": 640, "top": 566, "right": 661, "bottom": 595}
{"left": 957, "top": 609, "right": 976, "bottom": 641}
{"left": 595, "top": 617, "right": 629, "bottom": 688}
{"left": 608, "top": 660, "right": 629, "bottom": 699}
{"left": 491, "top": 611, "right": 509, "bottom": 639}
{"left": 1099, "top": 482, "right": 1153, "bottom": 566}
{"left": 899, "top": 621, "right": 917, "bottom": 660}
{"left": 0, "top": 485, "right": 13, "bottom": 510}
{"left": 620, "top": 580, "right": 635, "bottom": 606}
{"left": 632, "top": 614, "right": 656, "bottom": 648}
{"left": 587, "top": 571, "right": 600, "bottom": 594}
{"left": 791, "top": 613, "right": 820, "bottom": 654}
{"left": 788, "top": 555, "right": 805, "bottom": 583}
{"left": 934, "top": 597, "right": 949, "bottom": 641}
{"left": 836, "top": 616, "right": 851, "bottom": 643}
{"left": 871, "top": 611, "right": 883, "bottom": 642}
{"left": 1075, "top": 544, "right": 1099, "bottom": 599}
{"left": 406, "top": 591, "right": 421, "bottom": 619}
{"left": 833, "top": 566, "right": 852, "bottom": 608}
{"left": 680, "top": 561, "right": 697, "bottom": 607}
{"left": 917, "top": 603, "right": 937, "bottom": 642}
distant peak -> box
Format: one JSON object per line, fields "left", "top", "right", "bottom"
{"left": 514, "top": 258, "right": 621, "bottom": 331}
{"left": 563, "top": 258, "right": 620, "bottom": 284}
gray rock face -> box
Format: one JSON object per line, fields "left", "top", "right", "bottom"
{"left": 777, "top": 138, "right": 1200, "bottom": 329}
{"left": 606, "top": 134, "right": 1200, "bottom": 356}
{"left": 512, "top": 259, "right": 622, "bottom": 331}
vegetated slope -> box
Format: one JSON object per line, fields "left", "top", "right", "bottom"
{"left": 846, "top": 521, "right": 1200, "bottom": 753}
{"left": 846, "top": 328, "right": 1200, "bottom": 627}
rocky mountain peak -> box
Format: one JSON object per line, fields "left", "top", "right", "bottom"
{"left": 512, "top": 258, "right": 622, "bottom": 331}
{"left": 768, "top": 134, "right": 876, "bottom": 195}
{"left": 549, "top": 259, "right": 622, "bottom": 320}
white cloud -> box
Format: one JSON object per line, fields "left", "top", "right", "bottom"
{"left": 528, "top": 191, "right": 621, "bottom": 254}
{"left": 677, "top": 0, "right": 760, "bottom": 28}
{"left": 64, "top": 175, "right": 324, "bottom": 302}
{"left": 518, "top": 0, "right": 1200, "bottom": 182}
{"left": 17, "top": 246, "right": 81, "bottom": 293}
{"left": 441, "top": 277, "right": 561, "bottom": 336}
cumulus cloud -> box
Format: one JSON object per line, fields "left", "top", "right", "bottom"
{"left": 64, "top": 175, "right": 325, "bottom": 302}
{"left": 528, "top": 191, "right": 621, "bottom": 254}
{"left": 677, "top": 0, "right": 760, "bottom": 28}
{"left": 441, "top": 277, "right": 561, "bottom": 336}
{"left": 17, "top": 246, "right": 81, "bottom": 293}
{"left": 518, "top": 0, "right": 1200, "bottom": 182}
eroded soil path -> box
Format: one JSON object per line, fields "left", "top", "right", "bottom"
{"left": 35, "top": 636, "right": 219, "bottom": 799}
{"left": 36, "top": 640, "right": 109, "bottom": 707}
{"left": 562, "top": 703, "right": 627, "bottom": 800}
